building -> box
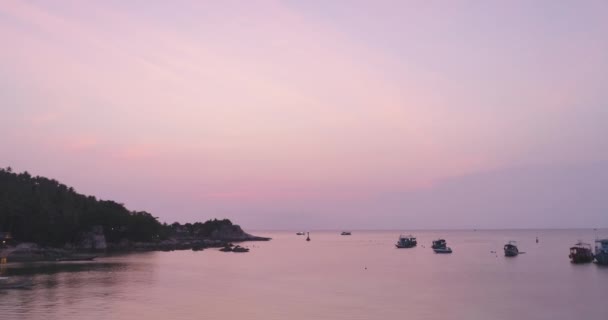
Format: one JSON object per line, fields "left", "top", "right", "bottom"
{"left": 0, "top": 232, "right": 13, "bottom": 247}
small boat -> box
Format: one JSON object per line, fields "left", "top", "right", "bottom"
{"left": 395, "top": 235, "right": 417, "bottom": 248}
{"left": 433, "top": 247, "right": 453, "bottom": 254}
{"left": 504, "top": 241, "right": 519, "bottom": 257}
{"left": 432, "top": 239, "right": 447, "bottom": 249}
{"left": 296, "top": 232, "right": 305, "bottom": 235}
{"left": 341, "top": 231, "right": 352, "bottom": 236}
{"left": 594, "top": 239, "right": 608, "bottom": 265}
{"left": 232, "top": 245, "right": 249, "bottom": 253}
{"left": 55, "top": 255, "right": 97, "bottom": 262}
{"left": 569, "top": 242, "right": 594, "bottom": 263}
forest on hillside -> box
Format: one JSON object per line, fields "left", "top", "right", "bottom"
{"left": 0, "top": 167, "right": 234, "bottom": 246}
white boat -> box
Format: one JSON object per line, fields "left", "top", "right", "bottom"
{"left": 296, "top": 232, "right": 305, "bottom": 235}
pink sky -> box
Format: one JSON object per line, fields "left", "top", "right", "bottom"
{"left": 1, "top": 0, "right": 607, "bottom": 229}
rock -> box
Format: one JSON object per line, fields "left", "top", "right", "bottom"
{"left": 219, "top": 245, "right": 233, "bottom": 252}
{"left": 6, "top": 243, "right": 70, "bottom": 262}
{"left": 210, "top": 224, "right": 270, "bottom": 241}
{"left": 77, "top": 225, "right": 107, "bottom": 250}
{"left": 15, "top": 242, "right": 39, "bottom": 250}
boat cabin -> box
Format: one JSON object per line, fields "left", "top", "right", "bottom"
{"left": 569, "top": 242, "right": 594, "bottom": 263}
{"left": 396, "top": 235, "right": 417, "bottom": 248}
{"left": 595, "top": 239, "right": 608, "bottom": 252}
{"left": 504, "top": 241, "right": 519, "bottom": 256}
{"left": 595, "top": 239, "right": 608, "bottom": 265}
{"left": 432, "top": 239, "right": 447, "bottom": 249}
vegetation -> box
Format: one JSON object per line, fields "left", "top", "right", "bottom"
{"left": 0, "top": 167, "right": 232, "bottom": 246}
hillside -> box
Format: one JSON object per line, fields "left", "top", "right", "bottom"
{"left": 0, "top": 167, "right": 262, "bottom": 247}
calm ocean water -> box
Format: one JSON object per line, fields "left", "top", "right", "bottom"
{"left": 1, "top": 229, "right": 607, "bottom": 320}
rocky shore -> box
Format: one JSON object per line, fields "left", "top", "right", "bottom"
{"left": 1, "top": 224, "right": 270, "bottom": 262}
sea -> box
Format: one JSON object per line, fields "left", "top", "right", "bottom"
{"left": 1, "top": 229, "right": 607, "bottom": 320}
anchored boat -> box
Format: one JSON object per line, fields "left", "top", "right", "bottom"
{"left": 504, "top": 241, "right": 519, "bottom": 257}
{"left": 594, "top": 239, "right": 608, "bottom": 265}
{"left": 55, "top": 255, "right": 97, "bottom": 262}
{"left": 341, "top": 231, "right": 352, "bottom": 236}
{"left": 569, "top": 242, "right": 594, "bottom": 263}
{"left": 432, "top": 239, "right": 447, "bottom": 249}
{"left": 395, "top": 235, "right": 417, "bottom": 248}
{"left": 232, "top": 245, "right": 249, "bottom": 253}
{"left": 433, "top": 247, "right": 453, "bottom": 254}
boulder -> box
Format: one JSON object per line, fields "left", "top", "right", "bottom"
{"left": 210, "top": 224, "right": 270, "bottom": 241}
{"left": 77, "top": 225, "right": 107, "bottom": 250}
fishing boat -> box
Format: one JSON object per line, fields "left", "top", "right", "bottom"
{"left": 341, "top": 231, "right": 352, "bottom": 236}
{"left": 433, "top": 247, "right": 453, "bottom": 254}
{"left": 232, "top": 245, "right": 249, "bottom": 253}
{"left": 432, "top": 239, "right": 447, "bottom": 249}
{"left": 594, "top": 239, "right": 608, "bottom": 265}
{"left": 395, "top": 235, "right": 417, "bottom": 248}
{"left": 55, "top": 255, "right": 97, "bottom": 262}
{"left": 296, "top": 232, "right": 305, "bottom": 235}
{"left": 504, "top": 241, "right": 519, "bottom": 257}
{"left": 569, "top": 242, "right": 594, "bottom": 263}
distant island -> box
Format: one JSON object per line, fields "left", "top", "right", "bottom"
{"left": 0, "top": 167, "right": 269, "bottom": 261}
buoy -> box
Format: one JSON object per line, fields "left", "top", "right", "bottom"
{"left": 306, "top": 232, "right": 310, "bottom": 241}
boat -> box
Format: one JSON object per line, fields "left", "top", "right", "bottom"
{"left": 219, "top": 245, "right": 233, "bottom": 252}
{"left": 296, "top": 232, "right": 305, "bottom": 235}
{"left": 504, "top": 241, "right": 519, "bottom": 257}
{"left": 395, "top": 235, "right": 417, "bottom": 248}
{"left": 341, "top": 231, "right": 352, "bottom": 236}
{"left": 433, "top": 247, "right": 453, "bottom": 254}
{"left": 594, "top": 239, "right": 608, "bottom": 265}
{"left": 232, "top": 245, "right": 249, "bottom": 253}
{"left": 55, "top": 255, "right": 97, "bottom": 262}
{"left": 569, "top": 242, "right": 594, "bottom": 263}
{"left": 432, "top": 239, "right": 447, "bottom": 249}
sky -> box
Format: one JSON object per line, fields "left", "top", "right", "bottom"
{"left": 1, "top": 0, "right": 607, "bottom": 229}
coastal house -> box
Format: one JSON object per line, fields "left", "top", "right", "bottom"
{"left": 0, "top": 231, "right": 14, "bottom": 247}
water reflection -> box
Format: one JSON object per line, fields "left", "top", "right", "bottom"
{"left": 3, "top": 261, "right": 128, "bottom": 277}
{"left": 1, "top": 254, "right": 159, "bottom": 319}
{"left": 1, "top": 232, "right": 607, "bottom": 320}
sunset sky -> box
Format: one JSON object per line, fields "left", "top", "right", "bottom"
{"left": 1, "top": 0, "right": 607, "bottom": 229}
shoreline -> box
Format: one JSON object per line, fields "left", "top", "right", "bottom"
{"left": 1, "top": 236, "right": 271, "bottom": 263}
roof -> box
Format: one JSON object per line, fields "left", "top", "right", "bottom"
{"left": 0, "top": 232, "right": 12, "bottom": 239}
{"left": 399, "top": 234, "right": 415, "bottom": 238}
